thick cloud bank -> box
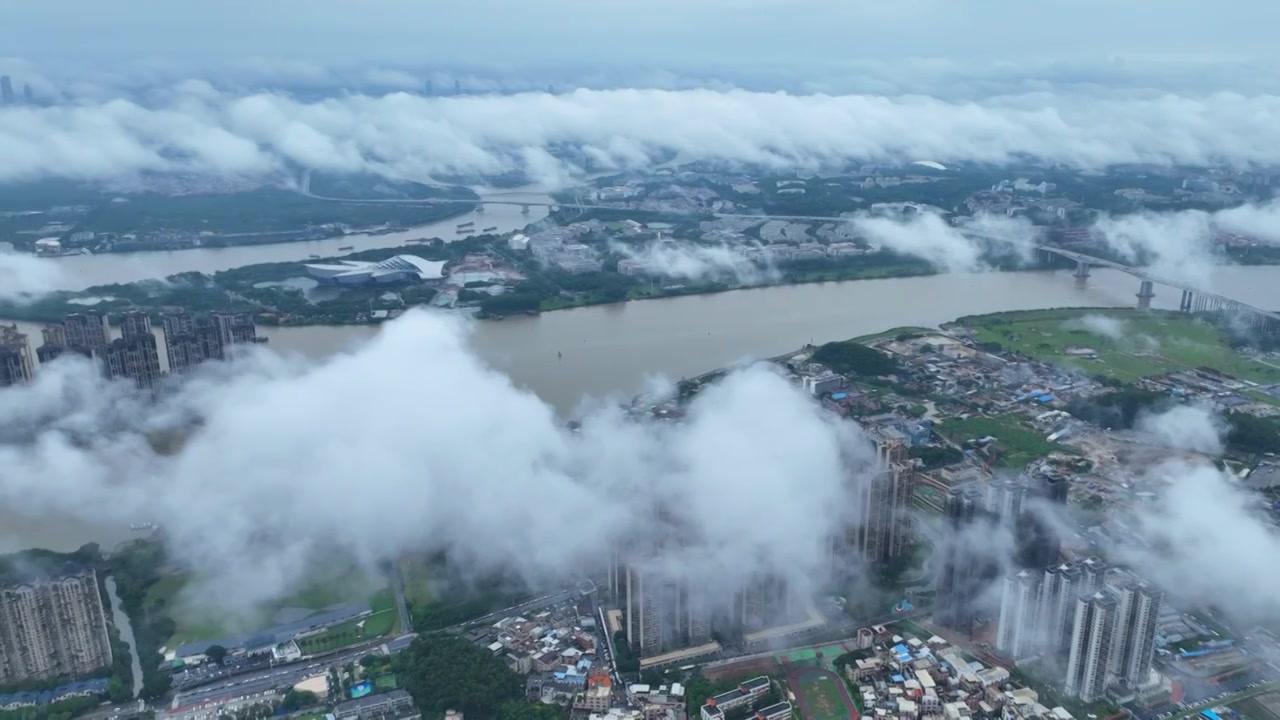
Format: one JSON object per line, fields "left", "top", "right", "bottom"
{"left": 9, "top": 87, "right": 1280, "bottom": 185}
{"left": 0, "top": 311, "right": 871, "bottom": 615}
{"left": 0, "top": 250, "right": 65, "bottom": 302}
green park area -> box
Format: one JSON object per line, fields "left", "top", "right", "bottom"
{"left": 960, "top": 308, "right": 1280, "bottom": 386}
{"left": 145, "top": 566, "right": 393, "bottom": 649}
{"left": 939, "top": 413, "right": 1070, "bottom": 469}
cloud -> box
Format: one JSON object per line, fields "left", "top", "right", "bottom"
{"left": 611, "top": 240, "right": 777, "bottom": 285}
{"left": 1093, "top": 210, "right": 1219, "bottom": 287}
{"left": 1214, "top": 200, "right": 1280, "bottom": 245}
{"left": 0, "top": 249, "right": 65, "bottom": 302}
{"left": 1121, "top": 460, "right": 1280, "bottom": 622}
{"left": 1064, "top": 314, "right": 1128, "bottom": 340}
{"left": 10, "top": 87, "right": 1280, "bottom": 187}
{"left": 0, "top": 311, "right": 876, "bottom": 619}
{"left": 850, "top": 212, "right": 1039, "bottom": 273}
{"left": 1134, "top": 404, "right": 1226, "bottom": 455}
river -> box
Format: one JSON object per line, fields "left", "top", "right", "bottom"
{"left": 104, "top": 576, "right": 145, "bottom": 699}
{"left": 10, "top": 191, "right": 1280, "bottom": 553}
{"left": 43, "top": 189, "right": 551, "bottom": 290}
{"left": 6, "top": 264, "right": 1280, "bottom": 552}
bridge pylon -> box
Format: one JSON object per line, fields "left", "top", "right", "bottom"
{"left": 1179, "top": 289, "right": 1194, "bottom": 313}
{"left": 1136, "top": 280, "right": 1155, "bottom": 310}
{"left": 1073, "top": 261, "right": 1091, "bottom": 280}
{"left": 521, "top": 204, "right": 531, "bottom": 214}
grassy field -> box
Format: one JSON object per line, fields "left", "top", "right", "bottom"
{"left": 939, "top": 414, "right": 1069, "bottom": 468}
{"left": 792, "top": 669, "right": 857, "bottom": 720}
{"left": 963, "top": 309, "right": 1280, "bottom": 385}
{"left": 149, "top": 567, "right": 391, "bottom": 646}
{"left": 296, "top": 588, "right": 398, "bottom": 654}
{"left": 400, "top": 556, "right": 435, "bottom": 607}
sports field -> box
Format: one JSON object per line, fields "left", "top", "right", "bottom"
{"left": 776, "top": 643, "right": 853, "bottom": 670}
{"left": 789, "top": 667, "right": 859, "bottom": 720}
{"left": 961, "top": 309, "right": 1280, "bottom": 385}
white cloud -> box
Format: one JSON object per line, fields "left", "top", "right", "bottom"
{"left": 0, "top": 249, "right": 65, "bottom": 302}
{"left": 1134, "top": 404, "right": 1226, "bottom": 455}
{"left": 1064, "top": 314, "right": 1128, "bottom": 340}
{"left": 1123, "top": 461, "right": 1280, "bottom": 622}
{"left": 0, "top": 311, "right": 876, "bottom": 617}
{"left": 1093, "top": 210, "right": 1218, "bottom": 288}
{"left": 9, "top": 88, "right": 1280, "bottom": 187}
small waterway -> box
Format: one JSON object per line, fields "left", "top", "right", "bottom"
{"left": 104, "top": 576, "right": 144, "bottom": 699}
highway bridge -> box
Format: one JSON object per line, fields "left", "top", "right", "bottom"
{"left": 962, "top": 231, "right": 1280, "bottom": 330}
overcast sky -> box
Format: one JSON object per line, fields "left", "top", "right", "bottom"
{"left": 5, "top": 1, "right": 1280, "bottom": 95}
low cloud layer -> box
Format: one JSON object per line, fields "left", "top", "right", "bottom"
{"left": 1135, "top": 404, "right": 1226, "bottom": 455}
{"left": 852, "top": 212, "right": 1035, "bottom": 273}
{"left": 1122, "top": 460, "right": 1280, "bottom": 622}
{"left": 9, "top": 87, "right": 1280, "bottom": 186}
{"left": 1065, "top": 314, "right": 1128, "bottom": 340}
{"left": 611, "top": 241, "right": 778, "bottom": 285}
{"left": 0, "top": 311, "right": 872, "bottom": 618}
{"left": 0, "top": 250, "right": 65, "bottom": 302}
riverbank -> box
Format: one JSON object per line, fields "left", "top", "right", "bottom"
{"left": 65, "top": 203, "right": 478, "bottom": 256}
{"left": 0, "top": 250, "right": 947, "bottom": 327}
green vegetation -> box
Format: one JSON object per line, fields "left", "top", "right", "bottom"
{"left": 0, "top": 693, "right": 99, "bottom": 720}
{"left": 908, "top": 445, "right": 963, "bottom": 470}
{"left": 280, "top": 689, "right": 321, "bottom": 712}
{"left": 811, "top": 341, "right": 902, "bottom": 377}
{"left": 77, "top": 186, "right": 476, "bottom": 238}
{"left": 395, "top": 635, "right": 555, "bottom": 720}
{"left": 296, "top": 591, "right": 398, "bottom": 654}
{"left": 406, "top": 563, "right": 529, "bottom": 632}
{"left": 939, "top": 414, "right": 1069, "bottom": 469}
{"left": 612, "top": 631, "right": 640, "bottom": 673}
{"left": 1064, "top": 387, "right": 1170, "bottom": 429}
{"left": 109, "top": 540, "right": 174, "bottom": 699}
{"left": 961, "top": 308, "right": 1280, "bottom": 385}
{"left": 792, "top": 670, "right": 855, "bottom": 720}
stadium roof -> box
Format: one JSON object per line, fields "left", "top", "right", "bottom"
{"left": 306, "top": 255, "right": 445, "bottom": 283}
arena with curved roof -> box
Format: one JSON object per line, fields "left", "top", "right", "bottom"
{"left": 305, "top": 255, "right": 446, "bottom": 284}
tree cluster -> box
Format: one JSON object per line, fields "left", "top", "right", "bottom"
{"left": 109, "top": 541, "right": 175, "bottom": 699}
{"left": 811, "top": 341, "right": 902, "bottom": 377}
{"left": 394, "top": 636, "right": 524, "bottom": 718}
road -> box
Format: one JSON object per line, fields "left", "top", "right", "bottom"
{"left": 1166, "top": 680, "right": 1280, "bottom": 720}
{"left": 170, "top": 642, "right": 389, "bottom": 712}
{"left": 444, "top": 589, "right": 577, "bottom": 631}
{"left": 389, "top": 561, "right": 413, "bottom": 636}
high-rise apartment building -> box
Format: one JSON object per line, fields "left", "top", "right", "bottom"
{"left": 735, "top": 574, "right": 796, "bottom": 632}
{"left": 1064, "top": 589, "right": 1119, "bottom": 702}
{"left": 162, "top": 311, "right": 226, "bottom": 372}
{"left": 104, "top": 333, "right": 163, "bottom": 390}
{"left": 625, "top": 563, "right": 666, "bottom": 658}
{"left": 0, "top": 325, "right": 34, "bottom": 387}
{"left": 63, "top": 312, "right": 110, "bottom": 357}
{"left": 934, "top": 486, "right": 992, "bottom": 633}
{"left": 996, "top": 570, "right": 1042, "bottom": 661}
{"left": 1103, "top": 576, "right": 1163, "bottom": 690}
{"left": 997, "top": 560, "right": 1159, "bottom": 702}
{"left": 0, "top": 76, "right": 13, "bottom": 105}
{"left": 118, "top": 310, "right": 153, "bottom": 340}
{"left": 996, "top": 557, "right": 1108, "bottom": 662}
{"left": 1017, "top": 472, "right": 1069, "bottom": 569}
{"left": 854, "top": 438, "right": 916, "bottom": 563}
{"left": 0, "top": 567, "right": 114, "bottom": 683}
{"left": 211, "top": 312, "right": 258, "bottom": 350}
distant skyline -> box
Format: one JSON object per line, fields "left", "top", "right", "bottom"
{"left": 4, "top": 0, "right": 1280, "bottom": 98}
